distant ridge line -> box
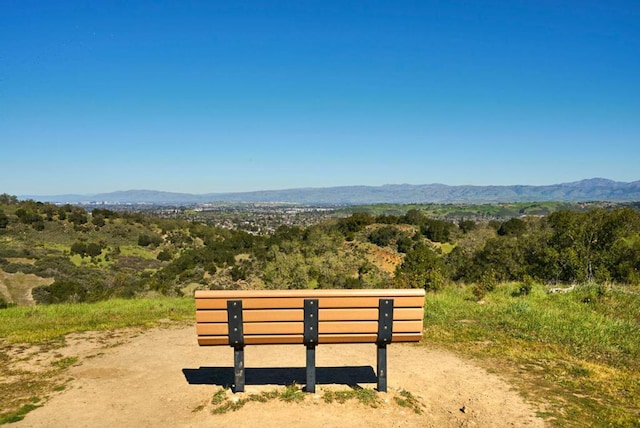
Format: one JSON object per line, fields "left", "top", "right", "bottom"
{"left": 19, "top": 178, "right": 640, "bottom": 205}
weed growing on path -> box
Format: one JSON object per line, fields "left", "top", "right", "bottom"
{"left": 208, "top": 385, "right": 423, "bottom": 415}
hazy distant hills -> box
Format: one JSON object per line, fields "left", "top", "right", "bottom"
{"left": 21, "top": 178, "right": 640, "bottom": 205}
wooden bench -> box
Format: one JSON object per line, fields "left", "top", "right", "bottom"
{"left": 195, "top": 289, "right": 425, "bottom": 393}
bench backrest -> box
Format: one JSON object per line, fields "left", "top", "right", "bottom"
{"left": 195, "top": 289, "right": 425, "bottom": 346}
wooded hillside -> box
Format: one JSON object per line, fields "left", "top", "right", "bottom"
{"left": 1, "top": 193, "right": 639, "bottom": 307}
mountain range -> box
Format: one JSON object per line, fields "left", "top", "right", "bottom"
{"left": 20, "top": 178, "right": 640, "bottom": 205}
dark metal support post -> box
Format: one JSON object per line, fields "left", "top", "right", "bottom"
{"left": 227, "top": 300, "right": 245, "bottom": 392}
{"left": 304, "top": 299, "right": 319, "bottom": 393}
{"left": 233, "top": 346, "right": 245, "bottom": 392}
{"left": 377, "top": 344, "right": 387, "bottom": 392}
{"left": 306, "top": 345, "right": 316, "bottom": 393}
{"left": 376, "top": 298, "right": 394, "bottom": 392}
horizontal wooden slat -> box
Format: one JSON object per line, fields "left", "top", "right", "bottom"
{"left": 195, "top": 307, "right": 424, "bottom": 323}
{"left": 197, "top": 332, "right": 423, "bottom": 346}
{"left": 196, "top": 295, "right": 424, "bottom": 310}
{"left": 197, "top": 320, "right": 422, "bottom": 336}
{"left": 195, "top": 289, "right": 425, "bottom": 299}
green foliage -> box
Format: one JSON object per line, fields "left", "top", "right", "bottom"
{"left": 156, "top": 249, "right": 173, "bottom": 261}
{"left": 420, "top": 218, "right": 455, "bottom": 243}
{"left": 511, "top": 276, "right": 534, "bottom": 297}
{"left": 0, "top": 403, "right": 41, "bottom": 424}
{"left": 336, "top": 212, "right": 374, "bottom": 234}
{"left": 395, "top": 243, "right": 446, "bottom": 290}
{"left": 51, "top": 356, "right": 78, "bottom": 369}
{"left": 86, "top": 242, "right": 103, "bottom": 258}
{"left": 322, "top": 386, "right": 381, "bottom": 407}
{"left": 210, "top": 385, "right": 383, "bottom": 415}
{"left": 447, "top": 207, "right": 640, "bottom": 286}
{"left": 68, "top": 210, "right": 87, "bottom": 225}
{"left": 91, "top": 215, "right": 105, "bottom": 228}
{"left": 1, "top": 197, "right": 639, "bottom": 304}
{"left": 367, "top": 225, "right": 400, "bottom": 247}
{"left": 0, "top": 210, "right": 9, "bottom": 229}
{"left": 393, "top": 389, "right": 423, "bottom": 414}
{"left": 497, "top": 217, "right": 527, "bottom": 236}
{"left": 279, "top": 383, "right": 305, "bottom": 402}
{"left": 403, "top": 208, "right": 424, "bottom": 225}
{"left": 91, "top": 208, "right": 119, "bottom": 219}
{"left": 458, "top": 219, "right": 476, "bottom": 233}
{"left": 70, "top": 241, "right": 87, "bottom": 256}
{"left": 137, "top": 233, "right": 163, "bottom": 247}
{"left": 0, "top": 295, "right": 16, "bottom": 309}
{"left": 0, "top": 193, "right": 19, "bottom": 205}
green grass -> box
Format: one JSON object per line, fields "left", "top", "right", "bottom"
{"left": 119, "top": 245, "right": 158, "bottom": 259}
{"left": 0, "top": 403, "right": 42, "bottom": 424}
{"left": 393, "top": 389, "right": 423, "bottom": 414}
{"left": 0, "top": 297, "right": 194, "bottom": 344}
{"left": 423, "top": 282, "right": 640, "bottom": 427}
{"left": 209, "top": 385, "right": 392, "bottom": 414}
{"left": 322, "top": 386, "right": 381, "bottom": 407}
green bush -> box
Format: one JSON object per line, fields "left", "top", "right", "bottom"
{"left": 0, "top": 295, "right": 16, "bottom": 309}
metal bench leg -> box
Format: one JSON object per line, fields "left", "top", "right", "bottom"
{"left": 234, "top": 346, "right": 245, "bottom": 392}
{"left": 306, "top": 345, "right": 316, "bottom": 393}
{"left": 377, "top": 344, "right": 387, "bottom": 392}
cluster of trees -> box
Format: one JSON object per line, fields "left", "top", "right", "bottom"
{"left": 402, "top": 207, "right": 640, "bottom": 290}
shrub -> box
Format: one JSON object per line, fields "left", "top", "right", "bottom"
{"left": 157, "top": 249, "right": 173, "bottom": 261}
{"left": 138, "top": 233, "right": 163, "bottom": 247}
{"left": 0, "top": 295, "right": 16, "bottom": 309}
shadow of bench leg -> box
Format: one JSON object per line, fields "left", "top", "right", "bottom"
{"left": 377, "top": 344, "right": 387, "bottom": 392}
{"left": 234, "top": 346, "right": 245, "bottom": 392}
{"left": 306, "top": 345, "right": 316, "bottom": 393}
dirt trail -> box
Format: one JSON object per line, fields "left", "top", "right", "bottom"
{"left": 15, "top": 326, "right": 545, "bottom": 427}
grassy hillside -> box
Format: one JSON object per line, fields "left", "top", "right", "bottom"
{"left": 2, "top": 197, "right": 639, "bottom": 306}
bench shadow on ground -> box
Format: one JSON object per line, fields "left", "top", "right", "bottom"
{"left": 182, "top": 366, "right": 377, "bottom": 389}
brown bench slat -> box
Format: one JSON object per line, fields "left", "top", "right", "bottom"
{"left": 197, "top": 332, "right": 423, "bottom": 346}
{"left": 195, "top": 307, "right": 424, "bottom": 323}
{"left": 197, "top": 319, "right": 423, "bottom": 336}
{"left": 195, "top": 289, "right": 425, "bottom": 299}
{"left": 196, "top": 295, "right": 424, "bottom": 310}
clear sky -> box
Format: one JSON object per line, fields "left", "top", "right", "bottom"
{"left": 2, "top": 0, "right": 639, "bottom": 196}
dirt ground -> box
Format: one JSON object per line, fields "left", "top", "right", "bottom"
{"left": 14, "top": 325, "right": 545, "bottom": 427}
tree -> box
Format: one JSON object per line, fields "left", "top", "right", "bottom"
{"left": 0, "top": 194, "right": 18, "bottom": 205}
{"left": 138, "top": 233, "right": 162, "bottom": 247}
{"left": 395, "top": 243, "right": 446, "bottom": 290}
{"left": 497, "top": 218, "right": 527, "bottom": 236}
{"left": 458, "top": 220, "right": 476, "bottom": 234}
{"left": 337, "top": 212, "right": 374, "bottom": 234}
{"left": 157, "top": 249, "right": 173, "bottom": 262}
{"left": 0, "top": 211, "right": 9, "bottom": 229}
{"left": 421, "top": 219, "right": 455, "bottom": 243}
{"left": 403, "top": 209, "right": 424, "bottom": 225}
{"left": 70, "top": 241, "right": 87, "bottom": 257}
{"left": 368, "top": 226, "right": 400, "bottom": 247}
{"left": 86, "top": 242, "right": 103, "bottom": 258}
{"left": 92, "top": 215, "right": 106, "bottom": 228}
{"left": 68, "top": 210, "right": 88, "bottom": 225}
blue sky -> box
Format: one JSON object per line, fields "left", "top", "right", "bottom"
{"left": 2, "top": 0, "right": 639, "bottom": 196}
